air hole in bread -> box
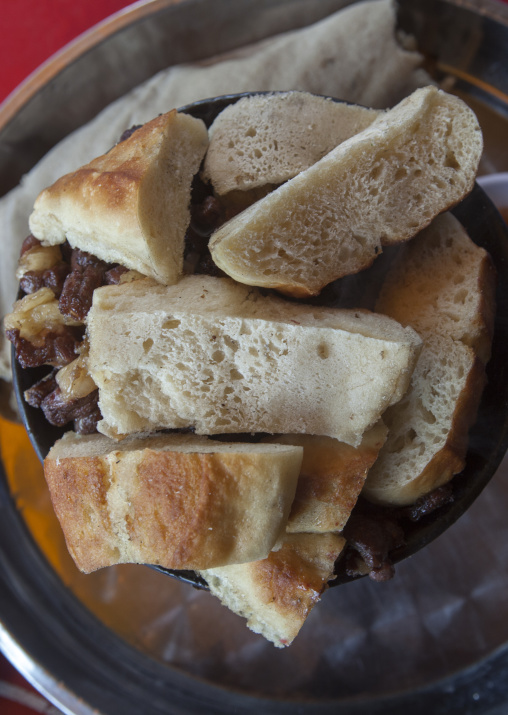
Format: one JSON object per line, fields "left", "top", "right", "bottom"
{"left": 419, "top": 405, "right": 436, "bottom": 425}
{"left": 445, "top": 151, "right": 460, "bottom": 170}
{"left": 317, "top": 343, "right": 330, "bottom": 359}
{"left": 407, "top": 427, "right": 417, "bottom": 442}
{"left": 353, "top": 233, "right": 368, "bottom": 248}
{"left": 215, "top": 418, "right": 230, "bottom": 427}
{"left": 388, "top": 434, "right": 406, "bottom": 454}
{"left": 245, "top": 127, "right": 256, "bottom": 138}
{"left": 99, "top": 300, "right": 115, "bottom": 311}
{"left": 162, "top": 319, "right": 181, "bottom": 330}
{"left": 230, "top": 368, "right": 243, "bottom": 380}
{"left": 223, "top": 335, "right": 239, "bottom": 353}
{"left": 212, "top": 350, "right": 225, "bottom": 363}
{"left": 453, "top": 288, "right": 468, "bottom": 305}
{"left": 142, "top": 338, "right": 153, "bottom": 353}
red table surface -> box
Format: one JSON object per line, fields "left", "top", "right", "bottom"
{"left": 1, "top": 0, "right": 135, "bottom": 104}
{"left": 1, "top": 0, "right": 508, "bottom": 713}
{"left": 0, "top": 0, "right": 134, "bottom": 709}
{"left": 1, "top": 3, "right": 138, "bottom": 713}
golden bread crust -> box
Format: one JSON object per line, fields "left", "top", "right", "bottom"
{"left": 202, "top": 532, "right": 345, "bottom": 647}
{"left": 43, "top": 432, "right": 302, "bottom": 572}
{"left": 29, "top": 110, "right": 209, "bottom": 285}
{"left": 264, "top": 422, "right": 387, "bottom": 533}
{"left": 43, "top": 456, "right": 117, "bottom": 573}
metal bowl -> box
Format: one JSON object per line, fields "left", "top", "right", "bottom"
{"left": 3, "top": 1, "right": 508, "bottom": 714}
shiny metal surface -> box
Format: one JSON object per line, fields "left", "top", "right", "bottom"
{"left": 0, "top": 625, "right": 93, "bottom": 715}
{"left": 397, "top": 0, "right": 508, "bottom": 171}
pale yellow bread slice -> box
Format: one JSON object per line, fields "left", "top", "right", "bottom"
{"left": 208, "top": 86, "right": 482, "bottom": 297}
{"left": 43, "top": 431, "right": 303, "bottom": 573}
{"left": 374, "top": 212, "right": 496, "bottom": 364}
{"left": 86, "top": 275, "right": 422, "bottom": 446}
{"left": 201, "top": 532, "right": 345, "bottom": 648}
{"left": 363, "top": 335, "right": 485, "bottom": 505}
{"left": 363, "top": 214, "right": 495, "bottom": 505}
{"left": 262, "top": 421, "right": 387, "bottom": 533}
{"left": 202, "top": 91, "right": 379, "bottom": 194}
{"left": 28, "top": 110, "right": 209, "bottom": 285}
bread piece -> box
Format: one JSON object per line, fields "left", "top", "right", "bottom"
{"left": 363, "top": 214, "right": 495, "bottom": 505}
{"left": 263, "top": 421, "right": 387, "bottom": 533}
{"left": 208, "top": 86, "right": 482, "bottom": 297}
{"left": 28, "top": 110, "right": 209, "bottom": 285}
{"left": 375, "top": 212, "right": 496, "bottom": 365}
{"left": 362, "top": 335, "right": 485, "bottom": 505}
{"left": 202, "top": 532, "right": 345, "bottom": 648}
{"left": 43, "top": 430, "right": 303, "bottom": 573}
{"left": 86, "top": 275, "right": 422, "bottom": 446}
{"left": 202, "top": 91, "right": 379, "bottom": 194}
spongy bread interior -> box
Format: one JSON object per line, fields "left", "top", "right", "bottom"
{"left": 208, "top": 86, "right": 483, "bottom": 297}
{"left": 87, "top": 275, "right": 422, "bottom": 445}
{"left": 363, "top": 213, "right": 494, "bottom": 505}
{"left": 202, "top": 91, "right": 379, "bottom": 194}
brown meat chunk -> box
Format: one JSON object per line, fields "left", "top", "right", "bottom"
{"left": 6, "top": 327, "right": 80, "bottom": 369}
{"left": 41, "top": 387, "right": 99, "bottom": 427}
